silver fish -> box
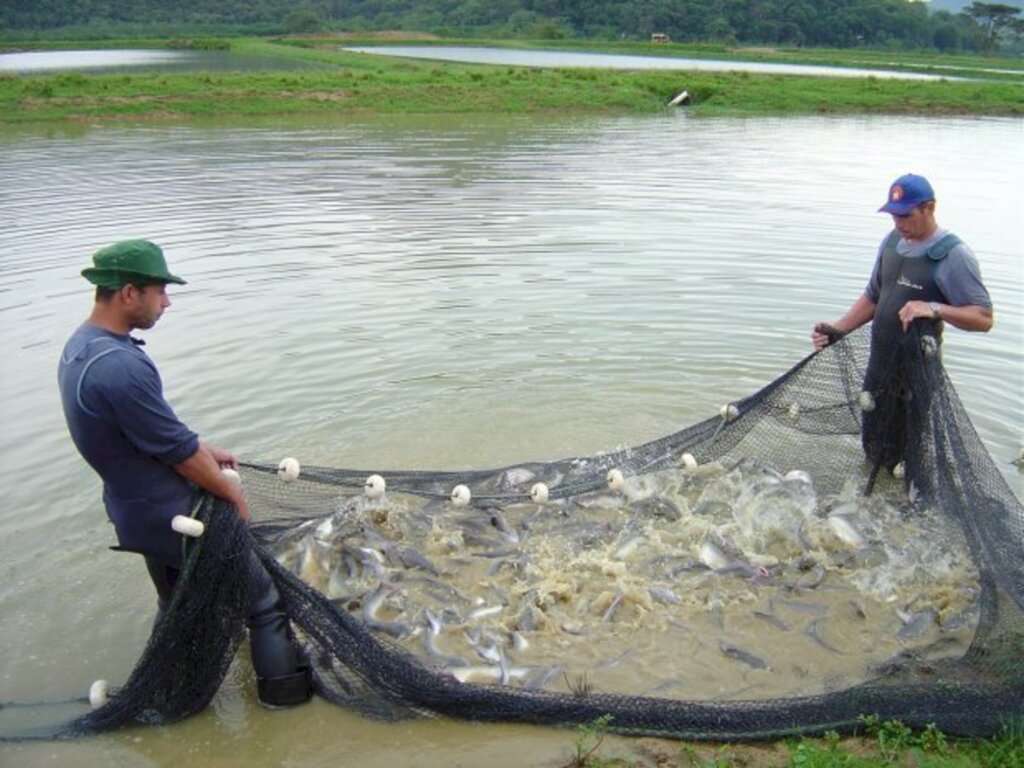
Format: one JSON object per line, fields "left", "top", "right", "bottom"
{"left": 719, "top": 642, "right": 770, "bottom": 670}
{"left": 648, "top": 586, "right": 680, "bottom": 605}
{"left": 805, "top": 618, "right": 842, "bottom": 654}
{"left": 361, "top": 584, "right": 409, "bottom": 639}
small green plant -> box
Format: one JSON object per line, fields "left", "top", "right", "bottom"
{"left": 919, "top": 722, "right": 948, "bottom": 753}
{"left": 563, "top": 713, "right": 614, "bottom": 768}
{"left": 860, "top": 714, "right": 914, "bottom": 762}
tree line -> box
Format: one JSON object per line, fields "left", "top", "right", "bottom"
{"left": 3, "top": 0, "right": 1022, "bottom": 53}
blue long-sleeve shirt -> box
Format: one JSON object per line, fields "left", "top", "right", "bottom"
{"left": 59, "top": 322, "right": 199, "bottom": 562}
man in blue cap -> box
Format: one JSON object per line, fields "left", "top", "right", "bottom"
{"left": 59, "top": 239, "right": 312, "bottom": 708}
{"left": 811, "top": 174, "right": 993, "bottom": 474}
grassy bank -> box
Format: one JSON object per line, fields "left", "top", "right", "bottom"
{"left": 579, "top": 717, "right": 1024, "bottom": 767}
{"left": 2, "top": 36, "right": 1023, "bottom": 123}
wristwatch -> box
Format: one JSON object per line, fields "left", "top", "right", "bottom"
{"left": 929, "top": 302, "right": 941, "bottom": 320}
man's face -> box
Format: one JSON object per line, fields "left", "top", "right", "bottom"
{"left": 124, "top": 283, "right": 171, "bottom": 329}
{"left": 891, "top": 202, "right": 935, "bottom": 242}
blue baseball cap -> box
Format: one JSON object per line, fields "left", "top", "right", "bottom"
{"left": 878, "top": 174, "right": 935, "bottom": 215}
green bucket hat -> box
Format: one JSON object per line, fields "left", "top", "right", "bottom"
{"left": 81, "top": 239, "right": 186, "bottom": 289}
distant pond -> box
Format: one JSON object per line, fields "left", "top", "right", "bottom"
{"left": 343, "top": 44, "right": 964, "bottom": 80}
{"left": 0, "top": 48, "right": 330, "bottom": 75}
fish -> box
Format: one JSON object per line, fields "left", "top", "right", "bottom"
{"left": 468, "top": 604, "right": 504, "bottom": 621}
{"left": 488, "top": 509, "right": 521, "bottom": 544}
{"left": 804, "top": 618, "right": 842, "bottom": 654}
{"left": 827, "top": 514, "right": 866, "bottom": 548}
{"left": 648, "top": 586, "right": 680, "bottom": 605}
{"left": 601, "top": 590, "right": 625, "bottom": 623}
{"left": 896, "top": 608, "right": 938, "bottom": 641}
{"left": 523, "top": 663, "right": 565, "bottom": 690}
{"left": 393, "top": 546, "right": 442, "bottom": 575}
{"left": 595, "top": 647, "right": 635, "bottom": 670}
{"left": 422, "top": 609, "right": 468, "bottom": 668}
{"left": 789, "top": 563, "right": 827, "bottom": 593}
{"left": 361, "top": 583, "right": 409, "bottom": 639}
{"left": 698, "top": 539, "right": 731, "bottom": 571}
{"left": 449, "top": 665, "right": 531, "bottom": 685}
{"left": 612, "top": 535, "right": 644, "bottom": 561}
{"left": 752, "top": 609, "right": 790, "bottom": 632}
{"left": 629, "top": 495, "right": 682, "bottom": 521}
{"left": 719, "top": 642, "right": 771, "bottom": 670}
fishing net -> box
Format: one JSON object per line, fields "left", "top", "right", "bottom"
{"left": 5, "top": 324, "right": 1022, "bottom": 741}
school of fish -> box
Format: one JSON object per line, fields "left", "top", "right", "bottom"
{"left": 269, "top": 456, "right": 981, "bottom": 700}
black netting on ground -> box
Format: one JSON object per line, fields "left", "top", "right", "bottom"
{"left": 7, "top": 325, "right": 1022, "bottom": 741}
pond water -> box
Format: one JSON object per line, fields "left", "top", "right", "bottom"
{"left": 0, "top": 112, "right": 1020, "bottom": 766}
{"left": 343, "top": 44, "right": 970, "bottom": 80}
{"left": 0, "top": 48, "right": 329, "bottom": 75}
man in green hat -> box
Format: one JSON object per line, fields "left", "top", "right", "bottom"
{"left": 58, "top": 239, "right": 312, "bottom": 708}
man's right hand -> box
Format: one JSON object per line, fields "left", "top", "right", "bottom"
{"left": 812, "top": 322, "right": 845, "bottom": 350}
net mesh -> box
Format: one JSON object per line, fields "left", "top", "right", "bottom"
{"left": 15, "top": 325, "right": 1024, "bottom": 741}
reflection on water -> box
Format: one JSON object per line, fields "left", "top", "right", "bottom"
{"left": 0, "top": 113, "right": 1020, "bottom": 765}
{"left": 0, "top": 48, "right": 330, "bottom": 74}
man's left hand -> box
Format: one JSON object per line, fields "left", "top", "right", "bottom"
{"left": 205, "top": 443, "right": 239, "bottom": 470}
{"left": 898, "top": 300, "right": 935, "bottom": 331}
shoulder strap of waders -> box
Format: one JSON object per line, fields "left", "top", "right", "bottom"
{"left": 926, "top": 233, "right": 962, "bottom": 262}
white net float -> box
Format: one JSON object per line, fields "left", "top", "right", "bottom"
{"left": 858, "top": 391, "right": 876, "bottom": 412}
{"left": 530, "top": 482, "right": 549, "bottom": 504}
{"left": 171, "top": 515, "right": 205, "bottom": 538}
{"left": 277, "top": 457, "right": 301, "bottom": 482}
{"left": 606, "top": 468, "right": 624, "bottom": 492}
{"left": 450, "top": 484, "right": 471, "bottom": 507}
{"left": 88, "top": 679, "right": 109, "bottom": 709}
{"left": 364, "top": 474, "right": 386, "bottom": 499}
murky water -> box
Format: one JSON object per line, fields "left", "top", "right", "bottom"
{"left": 0, "top": 112, "right": 1020, "bottom": 765}
{"left": 269, "top": 460, "right": 981, "bottom": 702}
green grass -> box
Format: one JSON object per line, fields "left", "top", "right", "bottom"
{"left": 2, "top": 35, "right": 1022, "bottom": 123}
{"left": 564, "top": 717, "right": 1024, "bottom": 767}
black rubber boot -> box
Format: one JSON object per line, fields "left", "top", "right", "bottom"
{"left": 257, "top": 666, "right": 313, "bottom": 708}
{"left": 246, "top": 552, "right": 311, "bottom": 707}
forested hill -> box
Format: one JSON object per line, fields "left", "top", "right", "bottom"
{"left": 2, "top": 0, "right": 1022, "bottom": 53}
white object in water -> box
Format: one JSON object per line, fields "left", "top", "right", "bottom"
{"left": 451, "top": 484, "right": 471, "bottom": 507}
{"left": 221, "top": 467, "right": 241, "bottom": 487}
{"left": 785, "top": 469, "right": 812, "bottom": 484}
{"left": 530, "top": 482, "right": 549, "bottom": 504}
{"left": 698, "top": 540, "right": 730, "bottom": 570}
{"left": 892, "top": 461, "right": 906, "bottom": 479}
{"left": 606, "top": 468, "right": 625, "bottom": 492}
{"left": 668, "top": 89, "right": 690, "bottom": 106}
{"left": 720, "top": 403, "right": 740, "bottom": 422}
{"left": 88, "top": 679, "right": 109, "bottom": 709}
{"left": 277, "top": 457, "right": 301, "bottom": 482}
{"left": 858, "top": 391, "right": 875, "bottom": 412}
{"left": 680, "top": 452, "right": 698, "bottom": 470}
{"left": 171, "top": 515, "right": 205, "bottom": 538}
{"left": 364, "top": 474, "right": 386, "bottom": 499}
{"left": 828, "top": 514, "right": 866, "bottom": 548}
